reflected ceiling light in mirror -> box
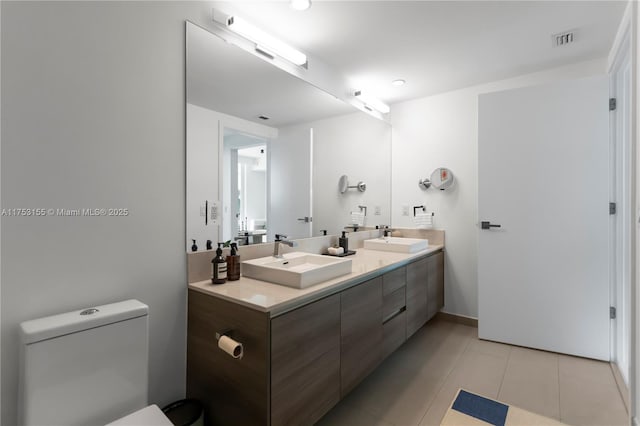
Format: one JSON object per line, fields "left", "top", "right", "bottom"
{"left": 291, "top": 0, "right": 312, "bottom": 11}
{"left": 213, "top": 10, "right": 308, "bottom": 67}
{"left": 354, "top": 90, "right": 390, "bottom": 114}
{"left": 392, "top": 79, "right": 406, "bottom": 86}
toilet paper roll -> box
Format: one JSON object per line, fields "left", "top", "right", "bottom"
{"left": 218, "top": 335, "right": 243, "bottom": 359}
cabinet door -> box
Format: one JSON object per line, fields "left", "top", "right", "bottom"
{"left": 406, "top": 257, "right": 428, "bottom": 338}
{"left": 271, "top": 294, "right": 341, "bottom": 426}
{"left": 382, "top": 266, "right": 406, "bottom": 296}
{"left": 427, "top": 252, "right": 445, "bottom": 320}
{"left": 187, "top": 290, "right": 270, "bottom": 425}
{"left": 341, "top": 277, "right": 383, "bottom": 396}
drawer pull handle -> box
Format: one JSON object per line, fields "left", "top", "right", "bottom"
{"left": 383, "top": 306, "right": 406, "bottom": 324}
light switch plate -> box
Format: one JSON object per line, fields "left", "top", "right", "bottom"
{"left": 210, "top": 200, "right": 220, "bottom": 225}
{"left": 402, "top": 205, "right": 410, "bottom": 216}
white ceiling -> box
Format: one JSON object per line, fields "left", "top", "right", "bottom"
{"left": 189, "top": 2, "right": 626, "bottom": 126}
{"left": 218, "top": 1, "right": 627, "bottom": 104}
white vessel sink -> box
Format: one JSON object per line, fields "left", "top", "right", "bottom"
{"left": 242, "top": 252, "right": 352, "bottom": 289}
{"left": 364, "top": 237, "right": 429, "bottom": 253}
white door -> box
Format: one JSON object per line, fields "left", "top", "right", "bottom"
{"left": 478, "top": 76, "right": 610, "bottom": 361}
{"left": 269, "top": 125, "right": 313, "bottom": 240}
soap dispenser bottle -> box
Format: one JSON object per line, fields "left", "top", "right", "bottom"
{"left": 227, "top": 242, "right": 241, "bottom": 281}
{"left": 211, "top": 243, "right": 227, "bottom": 284}
{"left": 339, "top": 231, "right": 349, "bottom": 253}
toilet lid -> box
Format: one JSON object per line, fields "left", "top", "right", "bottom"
{"left": 106, "top": 404, "right": 173, "bottom": 426}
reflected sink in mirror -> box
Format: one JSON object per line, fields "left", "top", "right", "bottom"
{"left": 364, "top": 237, "right": 429, "bottom": 253}
{"left": 242, "top": 252, "right": 352, "bottom": 289}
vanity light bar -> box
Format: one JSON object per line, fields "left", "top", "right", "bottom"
{"left": 215, "top": 11, "right": 308, "bottom": 67}
{"left": 290, "top": 0, "right": 312, "bottom": 11}
{"left": 354, "top": 90, "right": 390, "bottom": 114}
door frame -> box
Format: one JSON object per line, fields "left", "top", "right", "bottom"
{"left": 606, "top": 2, "right": 635, "bottom": 417}
{"left": 608, "top": 16, "right": 633, "bottom": 390}
{"left": 217, "top": 115, "right": 277, "bottom": 243}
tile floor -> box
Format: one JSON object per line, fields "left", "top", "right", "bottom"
{"left": 317, "top": 319, "right": 628, "bottom": 426}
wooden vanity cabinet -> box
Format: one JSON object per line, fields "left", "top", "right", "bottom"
{"left": 187, "top": 250, "right": 444, "bottom": 426}
{"left": 340, "top": 276, "right": 383, "bottom": 396}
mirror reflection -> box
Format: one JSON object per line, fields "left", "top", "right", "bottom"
{"left": 223, "top": 130, "right": 268, "bottom": 244}
{"left": 186, "top": 21, "right": 391, "bottom": 251}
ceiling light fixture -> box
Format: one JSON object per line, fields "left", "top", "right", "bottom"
{"left": 354, "top": 90, "right": 390, "bottom": 114}
{"left": 392, "top": 79, "right": 406, "bottom": 86}
{"left": 290, "top": 0, "right": 312, "bottom": 11}
{"left": 213, "top": 10, "right": 308, "bottom": 67}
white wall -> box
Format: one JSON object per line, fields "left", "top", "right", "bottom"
{"left": 269, "top": 111, "right": 392, "bottom": 240}
{"left": 1, "top": 3, "right": 222, "bottom": 425}
{"left": 187, "top": 103, "right": 220, "bottom": 250}
{"left": 310, "top": 111, "right": 392, "bottom": 235}
{"left": 391, "top": 58, "right": 608, "bottom": 318}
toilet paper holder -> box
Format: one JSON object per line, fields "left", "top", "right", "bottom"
{"left": 215, "top": 329, "right": 244, "bottom": 359}
{"left": 215, "top": 329, "right": 232, "bottom": 341}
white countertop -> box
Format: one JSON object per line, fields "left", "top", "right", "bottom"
{"left": 188, "top": 245, "right": 444, "bottom": 317}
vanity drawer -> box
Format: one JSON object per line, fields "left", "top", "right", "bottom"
{"left": 383, "top": 287, "right": 406, "bottom": 321}
{"left": 382, "top": 311, "right": 406, "bottom": 359}
{"left": 382, "top": 266, "right": 406, "bottom": 296}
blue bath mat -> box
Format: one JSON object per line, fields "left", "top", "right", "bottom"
{"left": 451, "top": 389, "right": 509, "bottom": 426}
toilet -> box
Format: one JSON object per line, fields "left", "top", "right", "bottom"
{"left": 18, "top": 299, "right": 174, "bottom": 426}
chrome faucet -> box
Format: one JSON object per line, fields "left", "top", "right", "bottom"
{"left": 380, "top": 226, "right": 394, "bottom": 238}
{"left": 273, "top": 234, "right": 298, "bottom": 258}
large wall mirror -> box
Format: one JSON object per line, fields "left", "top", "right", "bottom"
{"left": 186, "top": 21, "right": 391, "bottom": 250}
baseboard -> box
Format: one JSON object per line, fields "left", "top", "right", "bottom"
{"left": 436, "top": 311, "right": 478, "bottom": 328}
{"left": 610, "top": 361, "right": 630, "bottom": 415}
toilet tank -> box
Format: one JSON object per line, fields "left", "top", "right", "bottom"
{"left": 18, "top": 300, "right": 149, "bottom": 426}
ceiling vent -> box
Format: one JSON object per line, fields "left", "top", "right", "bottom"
{"left": 552, "top": 30, "right": 575, "bottom": 47}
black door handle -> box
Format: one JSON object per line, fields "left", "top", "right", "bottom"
{"left": 481, "top": 221, "right": 501, "bottom": 230}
